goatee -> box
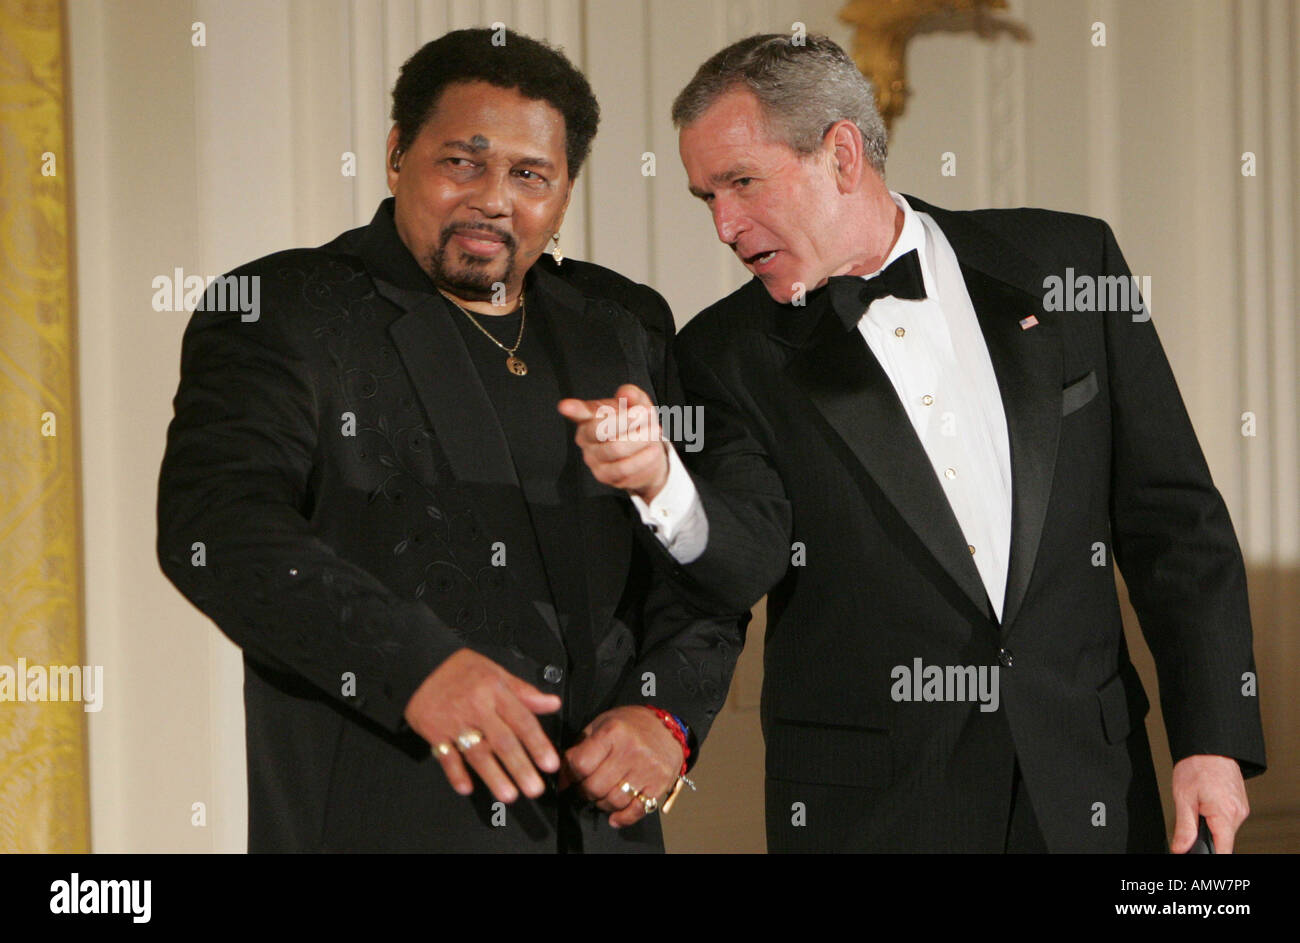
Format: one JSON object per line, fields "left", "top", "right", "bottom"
{"left": 426, "top": 224, "right": 517, "bottom": 301}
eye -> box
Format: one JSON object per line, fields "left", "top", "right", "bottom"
{"left": 445, "top": 157, "right": 476, "bottom": 169}
{"left": 735, "top": 177, "right": 754, "bottom": 188}
{"left": 514, "top": 168, "right": 547, "bottom": 183}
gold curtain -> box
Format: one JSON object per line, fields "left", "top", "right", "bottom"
{"left": 0, "top": 0, "right": 90, "bottom": 852}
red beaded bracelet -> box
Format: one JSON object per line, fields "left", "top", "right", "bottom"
{"left": 644, "top": 706, "right": 690, "bottom": 776}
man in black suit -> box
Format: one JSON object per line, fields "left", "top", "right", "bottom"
{"left": 566, "top": 33, "right": 1265, "bottom": 852}
{"left": 156, "top": 28, "right": 742, "bottom": 852}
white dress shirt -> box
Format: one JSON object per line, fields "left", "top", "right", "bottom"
{"left": 629, "top": 441, "right": 708, "bottom": 561}
{"left": 636, "top": 192, "right": 1014, "bottom": 621}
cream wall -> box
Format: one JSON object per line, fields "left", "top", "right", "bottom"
{"left": 67, "top": 0, "right": 1298, "bottom": 852}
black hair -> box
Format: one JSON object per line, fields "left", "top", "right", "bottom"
{"left": 391, "top": 28, "right": 600, "bottom": 179}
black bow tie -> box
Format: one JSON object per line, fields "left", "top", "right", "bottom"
{"left": 825, "top": 248, "right": 927, "bottom": 330}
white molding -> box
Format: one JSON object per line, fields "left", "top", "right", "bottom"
{"left": 986, "top": 0, "right": 1027, "bottom": 207}
{"left": 1086, "top": 0, "right": 1120, "bottom": 229}
{"left": 1235, "top": 0, "right": 1272, "bottom": 561}
{"left": 1263, "top": 0, "right": 1298, "bottom": 562}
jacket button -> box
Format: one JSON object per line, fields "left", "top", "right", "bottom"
{"left": 997, "top": 648, "right": 1014, "bottom": 668}
{"left": 543, "top": 664, "right": 563, "bottom": 684}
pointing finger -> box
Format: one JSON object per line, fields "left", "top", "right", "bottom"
{"left": 557, "top": 398, "right": 599, "bottom": 423}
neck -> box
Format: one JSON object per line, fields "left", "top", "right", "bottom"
{"left": 826, "top": 184, "right": 903, "bottom": 281}
{"left": 439, "top": 284, "right": 523, "bottom": 317}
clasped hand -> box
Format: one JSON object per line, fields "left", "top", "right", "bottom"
{"left": 404, "top": 649, "right": 684, "bottom": 827}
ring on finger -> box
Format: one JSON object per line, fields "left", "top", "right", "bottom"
{"left": 620, "top": 781, "right": 644, "bottom": 799}
{"left": 433, "top": 741, "right": 454, "bottom": 757}
{"left": 456, "top": 729, "right": 484, "bottom": 751}
{"left": 640, "top": 795, "right": 659, "bottom": 815}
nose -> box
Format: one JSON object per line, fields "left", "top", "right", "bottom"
{"left": 712, "top": 194, "right": 745, "bottom": 246}
{"left": 469, "top": 167, "right": 510, "bottom": 217}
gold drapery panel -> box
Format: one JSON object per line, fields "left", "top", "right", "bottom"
{"left": 0, "top": 0, "right": 90, "bottom": 852}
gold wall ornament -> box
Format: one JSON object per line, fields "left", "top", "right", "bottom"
{"left": 839, "top": 0, "right": 1029, "bottom": 133}
{"left": 0, "top": 0, "right": 91, "bottom": 852}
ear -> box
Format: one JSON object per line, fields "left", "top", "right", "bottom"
{"left": 385, "top": 124, "right": 402, "bottom": 195}
{"left": 825, "top": 119, "right": 867, "bottom": 195}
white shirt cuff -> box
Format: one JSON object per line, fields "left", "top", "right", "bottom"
{"left": 629, "top": 442, "right": 708, "bottom": 564}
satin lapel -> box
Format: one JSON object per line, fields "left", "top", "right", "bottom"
{"left": 960, "top": 267, "right": 1062, "bottom": 630}
{"left": 909, "top": 197, "right": 1065, "bottom": 630}
{"left": 379, "top": 279, "right": 563, "bottom": 646}
{"left": 530, "top": 267, "right": 636, "bottom": 631}
{"left": 785, "top": 307, "right": 993, "bottom": 620}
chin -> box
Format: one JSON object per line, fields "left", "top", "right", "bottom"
{"left": 456, "top": 261, "right": 506, "bottom": 285}
{"left": 433, "top": 250, "right": 514, "bottom": 299}
{"left": 760, "top": 274, "right": 801, "bottom": 306}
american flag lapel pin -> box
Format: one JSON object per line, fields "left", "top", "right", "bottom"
{"left": 1019, "top": 315, "right": 1039, "bottom": 330}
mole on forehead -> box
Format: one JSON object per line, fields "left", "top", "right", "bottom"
{"left": 468, "top": 134, "right": 490, "bottom": 150}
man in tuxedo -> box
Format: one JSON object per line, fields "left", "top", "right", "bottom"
{"left": 565, "top": 33, "right": 1266, "bottom": 852}
{"left": 156, "top": 28, "right": 743, "bottom": 852}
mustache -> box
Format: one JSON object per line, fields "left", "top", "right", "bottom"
{"left": 440, "top": 222, "right": 517, "bottom": 250}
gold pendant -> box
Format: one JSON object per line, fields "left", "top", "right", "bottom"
{"left": 506, "top": 355, "right": 527, "bottom": 376}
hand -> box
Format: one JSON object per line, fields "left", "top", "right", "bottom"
{"left": 1170, "top": 754, "right": 1250, "bottom": 853}
{"left": 561, "top": 706, "right": 685, "bottom": 828}
{"left": 557, "top": 384, "right": 669, "bottom": 503}
{"left": 403, "top": 648, "right": 562, "bottom": 804}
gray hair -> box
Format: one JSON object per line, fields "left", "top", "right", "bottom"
{"left": 671, "top": 33, "right": 887, "bottom": 175}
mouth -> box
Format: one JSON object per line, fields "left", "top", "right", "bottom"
{"left": 449, "top": 227, "right": 510, "bottom": 258}
{"left": 741, "top": 248, "right": 779, "bottom": 272}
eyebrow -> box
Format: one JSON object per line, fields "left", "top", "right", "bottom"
{"left": 444, "top": 137, "right": 490, "bottom": 153}
{"left": 441, "top": 139, "right": 557, "bottom": 172}
{"left": 688, "top": 164, "right": 758, "bottom": 199}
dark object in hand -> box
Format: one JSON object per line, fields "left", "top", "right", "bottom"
{"left": 1186, "top": 816, "right": 1215, "bottom": 854}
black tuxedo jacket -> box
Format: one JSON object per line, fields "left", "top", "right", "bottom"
{"left": 659, "top": 196, "right": 1266, "bottom": 852}
{"left": 156, "top": 199, "right": 745, "bottom": 852}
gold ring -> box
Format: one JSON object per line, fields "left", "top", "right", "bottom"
{"left": 434, "top": 742, "right": 453, "bottom": 757}
{"left": 641, "top": 795, "right": 659, "bottom": 815}
{"left": 456, "top": 729, "right": 484, "bottom": 751}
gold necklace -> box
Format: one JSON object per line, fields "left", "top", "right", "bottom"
{"left": 440, "top": 290, "right": 528, "bottom": 376}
